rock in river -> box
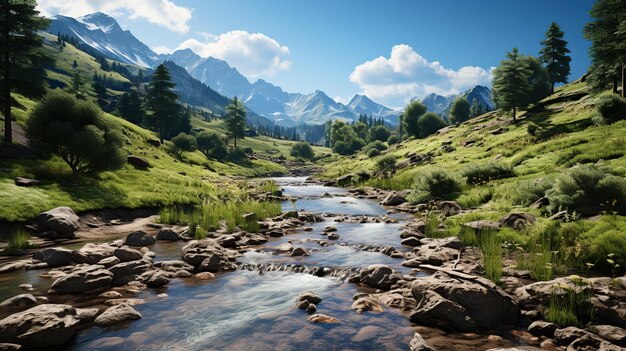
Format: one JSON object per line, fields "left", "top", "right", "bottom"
{"left": 0, "top": 304, "right": 97, "bottom": 348}
{"left": 32, "top": 247, "right": 74, "bottom": 267}
{"left": 49, "top": 264, "right": 113, "bottom": 294}
{"left": 0, "top": 294, "right": 38, "bottom": 310}
{"left": 94, "top": 303, "right": 142, "bottom": 327}
{"left": 124, "top": 231, "right": 156, "bottom": 247}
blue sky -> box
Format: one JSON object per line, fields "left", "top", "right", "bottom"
{"left": 38, "top": 0, "right": 595, "bottom": 108}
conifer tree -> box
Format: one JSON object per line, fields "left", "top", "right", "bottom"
{"left": 492, "top": 48, "right": 532, "bottom": 123}
{"left": 449, "top": 96, "right": 471, "bottom": 124}
{"left": 539, "top": 22, "right": 571, "bottom": 94}
{"left": 225, "top": 97, "right": 246, "bottom": 148}
{"left": 146, "top": 64, "right": 180, "bottom": 143}
{"left": 0, "top": 0, "right": 52, "bottom": 144}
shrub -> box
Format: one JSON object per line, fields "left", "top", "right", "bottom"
{"left": 196, "top": 131, "right": 228, "bottom": 160}
{"left": 494, "top": 178, "right": 552, "bottom": 207}
{"left": 596, "top": 94, "right": 626, "bottom": 124}
{"left": 527, "top": 122, "right": 545, "bottom": 138}
{"left": 290, "top": 141, "right": 315, "bottom": 160}
{"left": 546, "top": 164, "right": 626, "bottom": 215}
{"left": 367, "top": 148, "right": 380, "bottom": 157}
{"left": 407, "top": 169, "right": 462, "bottom": 203}
{"left": 579, "top": 215, "right": 626, "bottom": 273}
{"left": 368, "top": 125, "right": 391, "bottom": 142}
{"left": 462, "top": 162, "right": 516, "bottom": 185}
{"left": 26, "top": 91, "right": 126, "bottom": 174}
{"left": 387, "top": 135, "right": 400, "bottom": 145}
{"left": 229, "top": 147, "right": 248, "bottom": 161}
{"left": 375, "top": 155, "right": 397, "bottom": 177}
{"left": 2, "top": 229, "right": 33, "bottom": 255}
{"left": 417, "top": 112, "right": 448, "bottom": 138}
{"left": 171, "top": 133, "right": 197, "bottom": 158}
{"left": 449, "top": 96, "right": 471, "bottom": 124}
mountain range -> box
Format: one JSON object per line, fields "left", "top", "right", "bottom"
{"left": 47, "top": 12, "right": 493, "bottom": 126}
{"left": 419, "top": 85, "right": 495, "bottom": 118}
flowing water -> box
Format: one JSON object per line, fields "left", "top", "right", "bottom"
{"left": 0, "top": 177, "right": 419, "bottom": 350}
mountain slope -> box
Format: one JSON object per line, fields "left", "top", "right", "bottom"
{"left": 48, "top": 12, "right": 161, "bottom": 67}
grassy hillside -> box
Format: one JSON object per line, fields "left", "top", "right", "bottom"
{"left": 323, "top": 81, "right": 626, "bottom": 276}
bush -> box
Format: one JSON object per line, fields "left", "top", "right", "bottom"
{"left": 367, "top": 148, "right": 380, "bottom": 157}
{"left": 368, "top": 125, "right": 391, "bottom": 142}
{"left": 290, "top": 141, "right": 315, "bottom": 160}
{"left": 579, "top": 215, "right": 626, "bottom": 273}
{"left": 546, "top": 164, "right": 626, "bottom": 215}
{"left": 462, "top": 162, "right": 516, "bottom": 185}
{"left": 26, "top": 92, "right": 126, "bottom": 174}
{"left": 196, "top": 131, "right": 228, "bottom": 160}
{"left": 407, "top": 169, "right": 462, "bottom": 203}
{"left": 387, "top": 135, "right": 400, "bottom": 145}
{"left": 171, "top": 133, "right": 197, "bottom": 158}
{"left": 527, "top": 122, "right": 545, "bottom": 138}
{"left": 449, "top": 96, "right": 471, "bottom": 124}
{"left": 417, "top": 112, "right": 448, "bottom": 138}
{"left": 375, "top": 155, "right": 397, "bottom": 177}
{"left": 229, "top": 147, "right": 248, "bottom": 161}
{"left": 2, "top": 229, "right": 33, "bottom": 255}
{"left": 596, "top": 94, "right": 626, "bottom": 124}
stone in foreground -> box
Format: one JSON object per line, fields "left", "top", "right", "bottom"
{"left": 94, "top": 303, "right": 142, "bottom": 327}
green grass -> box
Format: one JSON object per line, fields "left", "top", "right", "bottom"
{"left": 159, "top": 199, "right": 281, "bottom": 235}
{"left": 478, "top": 229, "right": 503, "bottom": 283}
{"left": 2, "top": 229, "right": 34, "bottom": 255}
{"left": 545, "top": 276, "right": 594, "bottom": 327}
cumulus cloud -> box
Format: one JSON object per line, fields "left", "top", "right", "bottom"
{"left": 177, "top": 30, "right": 292, "bottom": 79}
{"left": 349, "top": 44, "right": 493, "bottom": 108}
{"left": 36, "top": 0, "right": 192, "bottom": 33}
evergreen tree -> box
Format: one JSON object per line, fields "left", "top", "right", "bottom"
{"left": 145, "top": 64, "right": 180, "bottom": 143}
{"left": 117, "top": 90, "right": 144, "bottom": 124}
{"left": 584, "top": 0, "right": 626, "bottom": 97}
{"left": 72, "top": 59, "right": 78, "bottom": 68}
{"left": 449, "top": 96, "right": 471, "bottom": 124}
{"left": 523, "top": 55, "right": 552, "bottom": 106}
{"left": 492, "top": 48, "right": 532, "bottom": 123}
{"left": 539, "top": 22, "right": 571, "bottom": 94}
{"left": 0, "top": 0, "right": 52, "bottom": 144}
{"left": 71, "top": 69, "right": 84, "bottom": 99}
{"left": 470, "top": 98, "right": 484, "bottom": 117}
{"left": 225, "top": 97, "right": 246, "bottom": 148}
{"left": 92, "top": 81, "right": 107, "bottom": 108}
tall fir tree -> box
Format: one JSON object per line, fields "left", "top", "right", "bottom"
{"left": 146, "top": 64, "right": 180, "bottom": 143}
{"left": 584, "top": 0, "right": 626, "bottom": 97}
{"left": 0, "top": 0, "right": 52, "bottom": 144}
{"left": 492, "top": 48, "right": 533, "bottom": 123}
{"left": 539, "top": 22, "right": 571, "bottom": 94}
{"left": 225, "top": 97, "right": 246, "bottom": 148}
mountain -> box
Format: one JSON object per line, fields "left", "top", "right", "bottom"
{"left": 48, "top": 12, "right": 399, "bottom": 126}
{"left": 49, "top": 12, "right": 161, "bottom": 67}
{"left": 418, "top": 85, "right": 494, "bottom": 118}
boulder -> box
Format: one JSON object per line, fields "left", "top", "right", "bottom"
{"left": 290, "top": 247, "right": 309, "bottom": 256}
{"left": 307, "top": 314, "right": 340, "bottom": 324}
{"left": 592, "top": 325, "right": 626, "bottom": 347}
{"left": 94, "top": 303, "right": 142, "bottom": 327}
{"left": 127, "top": 155, "right": 150, "bottom": 169}
{"left": 15, "top": 177, "right": 40, "bottom": 187}
{"left": 35, "top": 207, "right": 79, "bottom": 238}
{"left": 554, "top": 326, "right": 593, "bottom": 346}
{"left": 0, "top": 304, "right": 95, "bottom": 348}
{"left": 145, "top": 271, "right": 169, "bottom": 288}
{"left": 528, "top": 321, "right": 558, "bottom": 338}
{"left": 108, "top": 260, "right": 152, "bottom": 286}
{"left": 49, "top": 265, "right": 113, "bottom": 294}
{"left": 352, "top": 296, "right": 384, "bottom": 313}
{"left": 566, "top": 334, "right": 623, "bottom": 351}
{"left": 381, "top": 194, "right": 407, "bottom": 206}
{"left": 72, "top": 243, "right": 117, "bottom": 264}
{"left": 296, "top": 291, "right": 322, "bottom": 305}
{"left": 0, "top": 261, "right": 29, "bottom": 274}
{"left": 355, "top": 265, "right": 398, "bottom": 290}
{"left": 409, "top": 332, "right": 435, "bottom": 351}
{"left": 500, "top": 213, "right": 536, "bottom": 230}
{"left": 242, "top": 212, "right": 257, "bottom": 222}
{"left": 400, "top": 229, "right": 424, "bottom": 239}
{"left": 124, "top": 231, "right": 155, "bottom": 247}
{"left": 336, "top": 174, "right": 354, "bottom": 186}
{"left": 438, "top": 201, "right": 462, "bottom": 216}
{"left": 32, "top": 248, "right": 74, "bottom": 267}
{"left": 114, "top": 247, "right": 144, "bottom": 262}
{"left": 410, "top": 271, "right": 520, "bottom": 332}
{"left": 155, "top": 228, "right": 180, "bottom": 241}
{"left": 180, "top": 240, "right": 239, "bottom": 272}
{"left": 0, "top": 294, "right": 38, "bottom": 310}
{"left": 401, "top": 237, "right": 422, "bottom": 247}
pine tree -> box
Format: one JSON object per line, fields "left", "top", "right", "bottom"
{"left": 72, "top": 59, "right": 78, "bottom": 68}
{"left": 146, "top": 64, "right": 180, "bottom": 143}
{"left": 71, "top": 69, "right": 84, "bottom": 98}
{"left": 492, "top": 48, "right": 533, "bottom": 123}
{"left": 584, "top": 0, "right": 626, "bottom": 96}
{"left": 539, "top": 22, "right": 571, "bottom": 94}
{"left": 225, "top": 97, "right": 246, "bottom": 148}
{"left": 0, "top": 0, "right": 52, "bottom": 144}
{"left": 470, "top": 99, "right": 482, "bottom": 117}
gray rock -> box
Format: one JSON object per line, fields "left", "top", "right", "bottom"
{"left": 438, "top": 201, "right": 462, "bottom": 216}
{"left": 0, "top": 294, "right": 38, "bottom": 310}
{"left": 401, "top": 237, "right": 422, "bottom": 247}
{"left": 409, "top": 332, "right": 434, "bottom": 351}
{"left": 566, "top": 334, "right": 623, "bottom": 350}
{"left": 305, "top": 303, "right": 317, "bottom": 314}
{"left": 0, "top": 304, "right": 94, "bottom": 348}
{"left": 15, "top": 177, "right": 40, "bottom": 187}
{"left": 94, "top": 303, "right": 142, "bottom": 326}
{"left": 109, "top": 260, "right": 152, "bottom": 286}
{"left": 0, "top": 261, "right": 28, "bottom": 274}
{"left": 114, "top": 247, "right": 143, "bottom": 262}
{"left": 554, "top": 326, "right": 592, "bottom": 346}
{"left": 356, "top": 265, "right": 398, "bottom": 290}
{"left": 32, "top": 248, "right": 74, "bottom": 267}
{"left": 36, "top": 207, "right": 80, "bottom": 238}
{"left": 297, "top": 291, "right": 322, "bottom": 305}
{"left": 290, "top": 247, "right": 309, "bottom": 256}
{"left": 528, "top": 321, "right": 558, "bottom": 338}
{"left": 127, "top": 155, "right": 150, "bottom": 169}
{"left": 0, "top": 343, "right": 22, "bottom": 350}
{"left": 154, "top": 260, "right": 194, "bottom": 273}
{"left": 124, "top": 231, "right": 155, "bottom": 247}
{"left": 500, "top": 212, "right": 536, "bottom": 230}
{"left": 98, "top": 256, "right": 120, "bottom": 267}
{"left": 381, "top": 194, "right": 407, "bottom": 206}
{"left": 155, "top": 228, "right": 180, "bottom": 241}
{"left": 72, "top": 243, "right": 116, "bottom": 264}
{"left": 49, "top": 265, "right": 113, "bottom": 294}
{"left": 593, "top": 325, "right": 626, "bottom": 346}
{"left": 145, "top": 271, "right": 169, "bottom": 288}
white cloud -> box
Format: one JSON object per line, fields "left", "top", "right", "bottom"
{"left": 176, "top": 30, "right": 292, "bottom": 79}
{"left": 152, "top": 45, "right": 172, "bottom": 55}
{"left": 349, "top": 44, "right": 493, "bottom": 108}
{"left": 36, "top": 0, "right": 192, "bottom": 33}
{"left": 334, "top": 95, "right": 352, "bottom": 105}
